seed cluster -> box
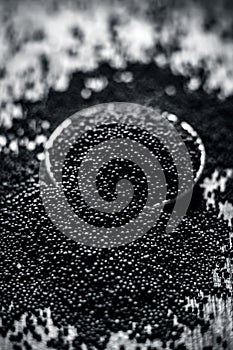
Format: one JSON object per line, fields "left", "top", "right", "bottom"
{"left": 0, "top": 60, "right": 232, "bottom": 350}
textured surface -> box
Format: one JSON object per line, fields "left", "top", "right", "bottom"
{"left": 0, "top": 1, "right": 232, "bottom": 350}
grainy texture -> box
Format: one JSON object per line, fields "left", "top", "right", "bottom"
{"left": 0, "top": 1, "right": 232, "bottom": 350}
